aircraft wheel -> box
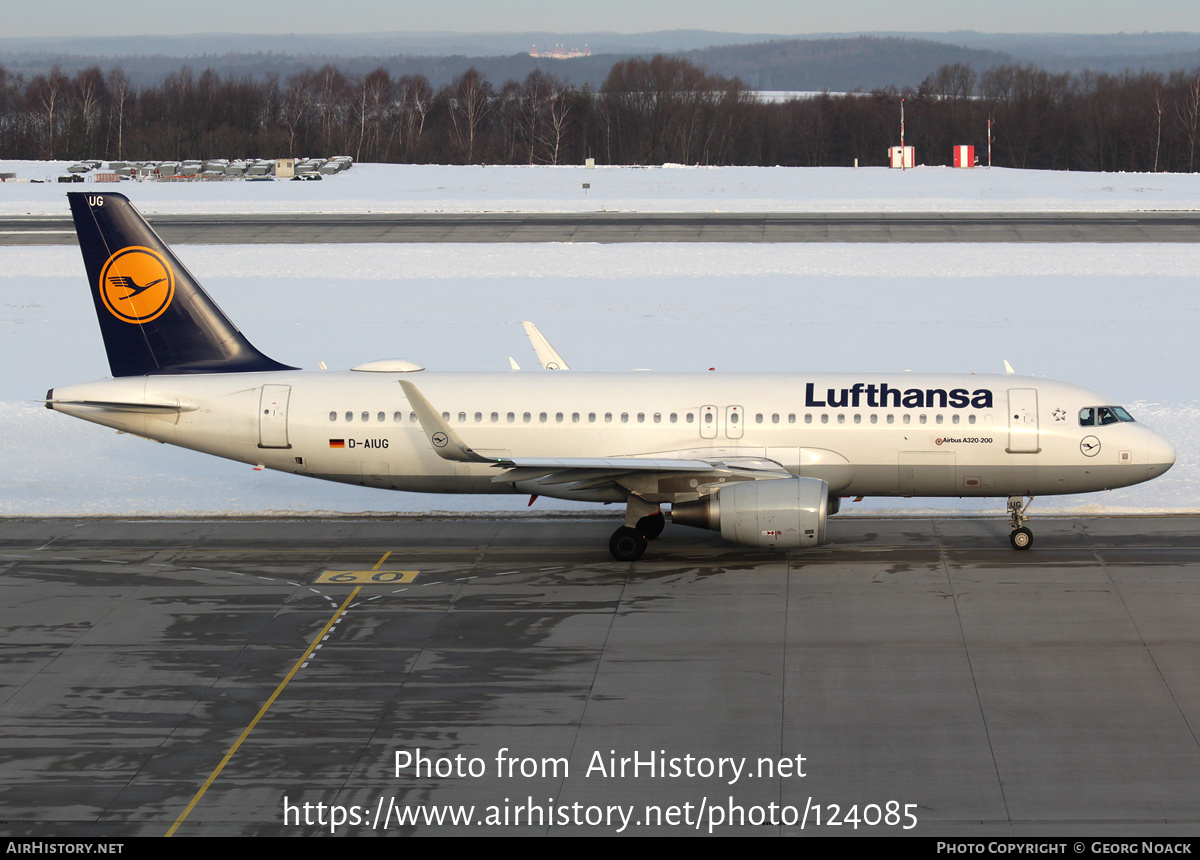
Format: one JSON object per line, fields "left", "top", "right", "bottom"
{"left": 610, "top": 526, "right": 648, "bottom": 562}
{"left": 1010, "top": 527, "right": 1033, "bottom": 550}
{"left": 636, "top": 513, "right": 665, "bottom": 540}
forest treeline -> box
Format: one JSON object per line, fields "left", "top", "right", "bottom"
{"left": 3, "top": 55, "right": 1200, "bottom": 172}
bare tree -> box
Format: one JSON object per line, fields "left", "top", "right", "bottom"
{"left": 446, "top": 68, "right": 493, "bottom": 163}
{"left": 353, "top": 68, "right": 394, "bottom": 163}
{"left": 517, "top": 70, "right": 573, "bottom": 164}
{"left": 105, "top": 67, "right": 129, "bottom": 160}
{"left": 30, "top": 66, "right": 67, "bottom": 159}
{"left": 1153, "top": 84, "right": 1166, "bottom": 171}
{"left": 396, "top": 74, "right": 433, "bottom": 161}
{"left": 280, "top": 70, "right": 317, "bottom": 155}
{"left": 1175, "top": 70, "right": 1200, "bottom": 172}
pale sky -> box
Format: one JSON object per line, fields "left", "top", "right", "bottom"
{"left": 5, "top": 0, "right": 1200, "bottom": 39}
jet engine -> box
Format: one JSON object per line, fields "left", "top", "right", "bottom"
{"left": 671, "top": 477, "right": 829, "bottom": 548}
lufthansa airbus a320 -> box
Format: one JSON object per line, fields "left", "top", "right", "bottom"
{"left": 46, "top": 193, "right": 1176, "bottom": 560}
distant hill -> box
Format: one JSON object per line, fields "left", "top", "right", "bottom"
{"left": 2, "top": 31, "right": 1199, "bottom": 92}
{"left": 898, "top": 31, "right": 1200, "bottom": 75}
{"left": 0, "top": 30, "right": 775, "bottom": 63}
{"left": 0, "top": 34, "right": 1014, "bottom": 92}
{"left": 684, "top": 36, "right": 1012, "bottom": 90}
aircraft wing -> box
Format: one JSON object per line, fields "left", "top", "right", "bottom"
{"left": 490, "top": 457, "right": 790, "bottom": 498}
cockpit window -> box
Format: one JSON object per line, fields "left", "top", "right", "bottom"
{"left": 1080, "top": 405, "right": 1135, "bottom": 427}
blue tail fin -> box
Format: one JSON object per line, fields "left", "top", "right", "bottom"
{"left": 68, "top": 192, "right": 296, "bottom": 377}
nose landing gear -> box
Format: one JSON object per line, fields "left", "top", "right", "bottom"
{"left": 1007, "top": 495, "right": 1034, "bottom": 550}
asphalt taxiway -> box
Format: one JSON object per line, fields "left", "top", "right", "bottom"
{"left": 1, "top": 515, "right": 1198, "bottom": 836}
{"left": 4, "top": 211, "right": 1200, "bottom": 245}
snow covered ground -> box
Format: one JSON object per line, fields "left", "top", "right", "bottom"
{"left": 0, "top": 163, "right": 1195, "bottom": 518}
{"left": 4, "top": 161, "right": 1200, "bottom": 215}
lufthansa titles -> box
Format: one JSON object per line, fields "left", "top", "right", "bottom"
{"left": 805, "top": 382, "right": 994, "bottom": 410}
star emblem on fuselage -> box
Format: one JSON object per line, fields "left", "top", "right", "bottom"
{"left": 1053, "top": 408, "right": 1066, "bottom": 422}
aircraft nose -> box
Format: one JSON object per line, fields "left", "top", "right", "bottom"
{"left": 1147, "top": 430, "right": 1176, "bottom": 476}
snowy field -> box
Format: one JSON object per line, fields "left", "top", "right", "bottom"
{"left": 4, "top": 160, "right": 1200, "bottom": 215}
{"left": 0, "top": 163, "right": 1195, "bottom": 518}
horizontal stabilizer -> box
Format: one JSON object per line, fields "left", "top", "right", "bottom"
{"left": 45, "top": 398, "right": 196, "bottom": 414}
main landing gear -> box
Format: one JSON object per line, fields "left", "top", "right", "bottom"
{"left": 1007, "top": 495, "right": 1034, "bottom": 550}
{"left": 609, "top": 499, "right": 664, "bottom": 562}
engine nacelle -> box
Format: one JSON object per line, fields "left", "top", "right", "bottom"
{"left": 671, "top": 477, "right": 829, "bottom": 548}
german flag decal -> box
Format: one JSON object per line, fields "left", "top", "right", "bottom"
{"left": 329, "top": 439, "right": 345, "bottom": 448}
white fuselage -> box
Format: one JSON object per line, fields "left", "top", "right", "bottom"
{"left": 48, "top": 369, "right": 1176, "bottom": 505}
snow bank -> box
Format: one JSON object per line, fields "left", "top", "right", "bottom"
{"left": 4, "top": 162, "right": 1200, "bottom": 216}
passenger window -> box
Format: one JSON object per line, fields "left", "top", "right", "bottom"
{"left": 821, "top": 414, "right": 829, "bottom": 424}
{"left": 491, "top": 412, "right": 499, "bottom": 422}
{"left": 805, "top": 414, "right": 812, "bottom": 424}
{"left": 523, "top": 412, "right": 531, "bottom": 423}
{"left": 687, "top": 413, "right": 694, "bottom": 423}
{"left": 637, "top": 413, "right": 644, "bottom": 423}
{"left": 654, "top": 413, "right": 661, "bottom": 423}
{"left": 507, "top": 412, "right": 515, "bottom": 423}
{"left": 887, "top": 414, "right": 894, "bottom": 424}
{"left": 475, "top": 412, "right": 482, "bottom": 422}
{"left": 363, "top": 412, "right": 370, "bottom": 422}
{"left": 555, "top": 412, "right": 563, "bottom": 422}
{"left": 345, "top": 411, "right": 353, "bottom": 422}
{"left": 539, "top": 412, "right": 547, "bottom": 422}
{"left": 589, "top": 412, "right": 596, "bottom": 422}
{"left": 572, "top": 413, "right": 580, "bottom": 423}
{"left": 378, "top": 412, "right": 385, "bottom": 422}
{"left": 394, "top": 412, "right": 402, "bottom": 422}
{"left": 853, "top": 414, "right": 861, "bottom": 424}
{"left": 329, "top": 411, "right": 337, "bottom": 421}
{"left": 621, "top": 413, "right": 629, "bottom": 423}
{"left": 870, "top": 414, "right": 877, "bottom": 424}
{"left": 772, "top": 413, "right": 780, "bottom": 424}
{"left": 458, "top": 412, "right": 466, "bottom": 423}
{"left": 670, "top": 413, "right": 678, "bottom": 423}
